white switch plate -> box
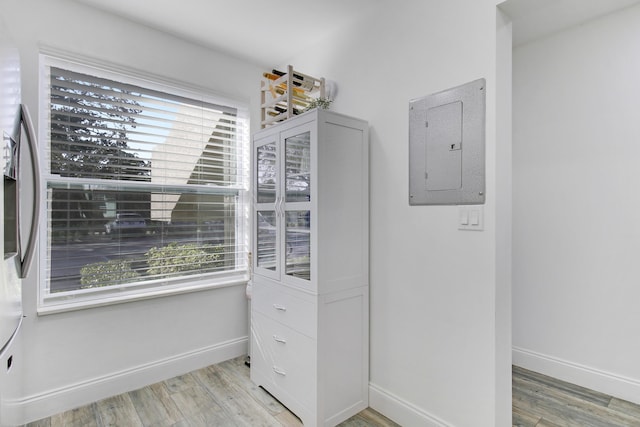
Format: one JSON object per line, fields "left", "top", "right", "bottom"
{"left": 458, "top": 206, "right": 484, "bottom": 231}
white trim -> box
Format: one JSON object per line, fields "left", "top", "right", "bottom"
{"left": 18, "top": 337, "right": 247, "bottom": 425}
{"left": 38, "top": 276, "right": 248, "bottom": 315}
{"left": 368, "top": 382, "right": 452, "bottom": 427}
{"left": 39, "top": 46, "right": 250, "bottom": 112}
{"left": 513, "top": 346, "right": 640, "bottom": 405}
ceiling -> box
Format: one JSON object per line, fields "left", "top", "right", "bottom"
{"left": 73, "top": 0, "right": 640, "bottom": 63}
{"left": 500, "top": 0, "right": 640, "bottom": 46}
{"left": 72, "top": 0, "right": 388, "bottom": 67}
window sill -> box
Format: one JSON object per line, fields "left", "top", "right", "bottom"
{"left": 37, "top": 272, "right": 250, "bottom": 316}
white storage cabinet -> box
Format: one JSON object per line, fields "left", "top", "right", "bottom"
{"left": 251, "top": 109, "right": 369, "bottom": 427}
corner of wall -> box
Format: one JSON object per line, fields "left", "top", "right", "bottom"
{"left": 513, "top": 347, "right": 640, "bottom": 406}
{"left": 369, "top": 383, "right": 451, "bottom": 427}
{"left": 18, "top": 338, "right": 246, "bottom": 424}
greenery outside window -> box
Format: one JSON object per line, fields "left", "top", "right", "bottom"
{"left": 39, "top": 55, "right": 249, "bottom": 312}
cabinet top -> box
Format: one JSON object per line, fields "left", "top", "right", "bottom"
{"left": 254, "top": 108, "right": 368, "bottom": 138}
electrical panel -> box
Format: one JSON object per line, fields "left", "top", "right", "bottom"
{"left": 409, "top": 78, "right": 486, "bottom": 205}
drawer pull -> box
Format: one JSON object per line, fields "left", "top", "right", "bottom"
{"left": 273, "top": 304, "right": 287, "bottom": 311}
{"left": 273, "top": 366, "right": 287, "bottom": 376}
{"left": 272, "top": 335, "right": 287, "bottom": 344}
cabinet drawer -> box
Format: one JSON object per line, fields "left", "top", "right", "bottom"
{"left": 252, "top": 280, "right": 316, "bottom": 338}
{"left": 252, "top": 311, "right": 317, "bottom": 412}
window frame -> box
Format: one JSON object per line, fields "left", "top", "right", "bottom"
{"left": 37, "top": 52, "right": 250, "bottom": 314}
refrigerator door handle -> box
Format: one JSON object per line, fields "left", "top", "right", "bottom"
{"left": 18, "top": 104, "right": 40, "bottom": 279}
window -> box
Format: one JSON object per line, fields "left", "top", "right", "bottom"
{"left": 39, "top": 56, "right": 249, "bottom": 312}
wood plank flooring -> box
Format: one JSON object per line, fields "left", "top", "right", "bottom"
{"left": 513, "top": 366, "right": 640, "bottom": 427}
{"left": 24, "top": 357, "right": 399, "bottom": 427}
{"left": 24, "top": 359, "right": 640, "bottom": 426}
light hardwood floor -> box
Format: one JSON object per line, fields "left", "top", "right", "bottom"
{"left": 24, "top": 359, "right": 640, "bottom": 426}
{"left": 513, "top": 366, "right": 640, "bottom": 427}
{"left": 24, "top": 356, "right": 399, "bottom": 427}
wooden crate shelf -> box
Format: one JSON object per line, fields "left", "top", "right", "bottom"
{"left": 261, "top": 65, "right": 325, "bottom": 128}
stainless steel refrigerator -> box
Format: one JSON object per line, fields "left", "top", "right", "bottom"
{"left": 0, "top": 29, "right": 40, "bottom": 426}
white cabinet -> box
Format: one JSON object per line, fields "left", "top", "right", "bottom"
{"left": 251, "top": 109, "right": 369, "bottom": 427}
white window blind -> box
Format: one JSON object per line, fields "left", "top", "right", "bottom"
{"left": 40, "top": 58, "right": 249, "bottom": 311}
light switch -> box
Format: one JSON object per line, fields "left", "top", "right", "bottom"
{"left": 458, "top": 206, "right": 483, "bottom": 231}
{"left": 459, "top": 210, "right": 469, "bottom": 226}
{"left": 469, "top": 210, "right": 479, "bottom": 226}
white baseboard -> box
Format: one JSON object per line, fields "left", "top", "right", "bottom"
{"left": 513, "top": 346, "right": 640, "bottom": 405}
{"left": 18, "top": 337, "right": 247, "bottom": 425}
{"left": 369, "top": 382, "right": 451, "bottom": 427}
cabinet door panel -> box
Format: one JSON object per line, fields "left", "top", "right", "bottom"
{"left": 284, "top": 131, "right": 311, "bottom": 203}
{"left": 256, "top": 141, "right": 277, "bottom": 204}
{"left": 256, "top": 210, "right": 278, "bottom": 273}
{"left": 254, "top": 135, "right": 280, "bottom": 280}
{"left": 285, "top": 210, "right": 310, "bottom": 282}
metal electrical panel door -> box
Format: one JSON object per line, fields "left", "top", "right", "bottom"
{"left": 425, "top": 101, "right": 462, "bottom": 191}
{"left": 409, "top": 78, "right": 485, "bottom": 205}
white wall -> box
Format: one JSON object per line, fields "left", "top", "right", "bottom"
{"left": 0, "top": 0, "right": 262, "bottom": 423}
{"left": 512, "top": 3, "right": 640, "bottom": 404}
{"left": 1, "top": 0, "right": 514, "bottom": 424}
{"left": 287, "top": 1, "right": 511, "bottom": 425}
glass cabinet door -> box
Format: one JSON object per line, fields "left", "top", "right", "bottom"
{"left": 284, "top": 131, "right": 311, "bottom": 202}
{"left": 254, "top": 126, "right": 313, "bottom": 284}
{"left": 255, "top": 138, "right": 279, "bottom": 278}
{"left": 256, "top": 142, "right": 277, "bottom": 203}
{"left": 256, "top": 210, "right": 278, "bottom": 271}
{"left": 285, "top": 210, "right": 310, "bottom": 280}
